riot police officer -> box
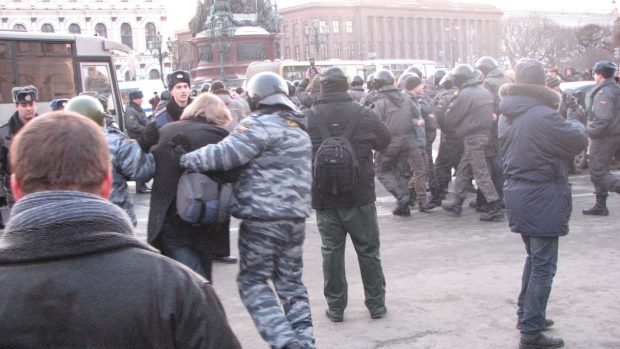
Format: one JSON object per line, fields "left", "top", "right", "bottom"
{"left": 349, "top": 75, "right": 365, "bottom": 102}
{"left": 583, "top": 61, "right": 620, "bottom": 216}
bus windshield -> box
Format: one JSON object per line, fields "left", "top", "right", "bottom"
{"left": 0, "top": 32, "right": 133, "bottom": 129}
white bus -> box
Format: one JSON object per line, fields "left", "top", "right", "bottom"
{"left": 0, "top": 31, "right": 133, "bottom": 129}
{"left": 246, "top": 59, "right": 366, "bottom": 83}
{"left": 363, "top": 59, "right": 437, "bottom": 79}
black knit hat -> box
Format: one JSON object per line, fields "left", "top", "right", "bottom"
{"left": 515, "top": 58, "right": 545, "bottom": 86}
{"left": 320, "top": 67, "right": 349, "bottom": 93}
{"left": 167, "top": 70, "right": 191, "bottom": 90}
{"left": 546, "top": 76, "right": 561, "bottom": 89}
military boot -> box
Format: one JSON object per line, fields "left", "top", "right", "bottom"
{"left": 582, "top": 194, "right": 609, "bottom": 216}
{"left": 417, "top": 198, "right": 436, "bottom": 212}
{"left": 441, "top": 196, "right": 464, "bottom": 216}
{"left": 519, "top": 333, "right": 564, "bottom": 349}
{"left": 480, "top": 200, "right": 505, "bottom": 222}
{"left": 409, "top": 189, "right": 417, "bottom": 208}
{"left": 392, "top": 202, "right": 411, "bottom": 217}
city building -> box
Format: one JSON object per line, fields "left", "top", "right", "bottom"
{"left": 279, "top": 0, "right": 503, "bottom": 67}
{"left": 0, "top": 0, "right": 173, "bottom": 82}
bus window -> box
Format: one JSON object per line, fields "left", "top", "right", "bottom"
{"left": 12, "top": 41, "right": 76, "bottom": 103}
{"left": 81, "top": 63, "right": 116, "bottom": 114}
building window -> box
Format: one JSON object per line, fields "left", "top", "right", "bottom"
{"left": 285, "top": 46, "right": 290, "bottom": 58}
{"left": 333, "top": 21, "right": 340, "bottom": 34}
{"left": 68, "top": 23, "right": 81, "bottom": 34}
{"left": 294, "top": 45, "right": 300, "bottom": 61}
{"left": 121, "top": 23, "right": 133, "bottom": 49}
{"left": 95, "top": 23, "right": 107, "bottom": 38}
{"left": 149, "top": 69, "right": 160, "bottom": 80}
{"left": 41, "top": 24, "right": 54, "bottom": 33}
{"left": 319, "top": 21, "right": 328, "bottom": 34}
{"left": 348, "top": 43, "right": 355, "bottom": 59}
{"left": 13, "top": 23, "right": 27, "bottom": 31}
{"left": 346, "top": 20, "right": 353, "bottom": 33}
{"left": 145, "top": 22, "right": 157, "bottom": 46}
{"left": 335, "top": 43, "right": 342, "bottom": 58}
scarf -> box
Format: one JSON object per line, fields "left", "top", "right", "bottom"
{"left": 0, "top": 190, "right": 156, "bottom": 263}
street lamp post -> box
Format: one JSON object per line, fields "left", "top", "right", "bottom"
{"left": 147, "top": 32, "right": 168, "bottom": 85}
{"left": 166, "top": 37, "right": 176, "bottom": 71}
{"left": 206, "top": 18, "right": 236, "bottom": 82}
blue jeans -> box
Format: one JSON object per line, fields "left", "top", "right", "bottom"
{"left": 517, "top": 235, "right": 559, "bottom": 339}
{"left": 160, "top": 233, "right": 213, "bottom": 281}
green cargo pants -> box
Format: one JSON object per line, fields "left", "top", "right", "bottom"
{"left": 316, "top": 203, "right": 386, "bottom": 316}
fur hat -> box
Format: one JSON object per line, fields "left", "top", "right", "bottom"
{"left": 12, "top": 85, "right": 38, "bottom": 103}
{"left": 515, "top": 58, "right": 545, "bottom": 86}
{"left": 167, "top": 70, "right": 191, "bottom": 90}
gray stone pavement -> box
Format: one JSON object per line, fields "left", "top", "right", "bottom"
{"left": 128, "top": 171, "right": 620, "bottom": 349}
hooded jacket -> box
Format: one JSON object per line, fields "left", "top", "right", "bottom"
{"left": 498, "top": 83, "right": 587, "bottom": 237}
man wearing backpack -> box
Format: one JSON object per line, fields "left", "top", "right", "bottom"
{"left": 305, "top": 67, "right": 391, "bottom": 322}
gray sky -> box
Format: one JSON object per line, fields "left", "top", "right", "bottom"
{"left": 165, "top": 0, "right": 615, "bottom": 31}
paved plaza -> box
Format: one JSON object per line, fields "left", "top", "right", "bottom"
{"left": 128, "top": 171, "right": 620, "bottom": 349}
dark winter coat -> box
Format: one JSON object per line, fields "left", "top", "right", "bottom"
{"left": 445, "top": 79, "right": 495, "bottom": 139}
{"left": 305, "top": 92, "right": 391, "bottom": 209}
{"left": 147, "top": 117, "right": 237, "bottom": 249}
{"left": 0, "top": 190, "right": 241, "bottom": 348}
{"left": 372, "top": 85, "right": 417, "bottom": 149}
{"left": 0, "top": 112, "right": 25, "bottom": 203}
{"left": 587, "top": 77, "right": 620, "bottom": 138}
{"left": 498, "top": 84, "right": 587, "bottom": 237}
{"left": 153, "top": 97, "right": 193, "bottom": 128}
{"left": 124, "top": 101, "right": 149, "bottom": 139}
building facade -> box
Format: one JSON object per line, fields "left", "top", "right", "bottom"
{"left": 0, "top": 0, "right": 172, "bottom": 81}
{"left": 279, "top": 0, "right": 503, "bottom": 67}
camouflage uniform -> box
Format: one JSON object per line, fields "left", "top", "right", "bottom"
{"left": 180, "top": 110, "right": 315, "bottom": 349}
{"left": 106, "top": 126, "right": 155, "bottom": 226}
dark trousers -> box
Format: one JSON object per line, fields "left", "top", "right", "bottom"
{"left": 316, "top": 204, "right": 386, "bottom": 315}
{"left": 476, "top": 155, "right": 504, "bottom": 205}
{"left": 517, "top": 235, "right": 559, "bottom": 339}
{"left": 160, "top": 233, "right": 213, "bottom": 281}
{"left": 434, "top": 135, "right": 463, "bottom": 195}
{"left": 376, "top": 142, "right": 411, "bottom": 205}
{"left": 589, "top": 136, "right": 620, "bottom": 194}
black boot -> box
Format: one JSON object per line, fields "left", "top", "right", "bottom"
{"left": 441, "top": 196, "right": 463, "bottom": 216}
{"left": 480, "top": 200, "right": 505, "bottom": 222}
{"left": 519, "top": 333, "right": 564, "bottom": 349}
{"left": 409, "top": 189, "right": 416, "bottom": 208}
{"left": 418, "top": 198, "right": 436, "bottom": 212}
{"left": 582, "top": 194, "right": 609, "bottom": 216}
{"left": 468, "top": 200, "right": 490, "bottom": 213}
{"left": 392, "top": 202, "right": 411, "bottom": 217}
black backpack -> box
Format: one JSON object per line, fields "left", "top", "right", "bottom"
{"left": 313, "top": 113, "right": 362, "bottom": 195}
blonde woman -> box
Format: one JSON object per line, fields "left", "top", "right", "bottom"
{"left": 146, "top": 93, "right": 237, "bottom": 281}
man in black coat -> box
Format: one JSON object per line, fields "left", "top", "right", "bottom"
{"left": 305, "top": 67, "right": 391, "bottom": 322}
{"left": 582, "top": 61, "right": 620, "bottom": 216}
{"left": 0, "top": 111, "right": 240, "bottom": 348}
{"left": 499, "top": 58, "right": 587, "bottom": 349}
{"left": 124, "top": 89, "right": 152, "bottom": 193}
{"left": 153, "top": 70, "right": 193, "bottom": 127}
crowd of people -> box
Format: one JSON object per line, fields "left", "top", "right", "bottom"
{"left": 0, "top": 54, "right": 618, "bottom": 349}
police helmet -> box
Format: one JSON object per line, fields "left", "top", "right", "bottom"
{"left": 397, "top": 73, "right": 417, "bottom": 90}
{"left": 451, "top": 64, "right": 476, "bottom": 88}
{"left": 592, "top": 61, "right": 617, "bottom": 79}
{"left": 475, "top": 56, "right": 498, "bottom": 75}
{"left": 366, "top": 74, "right": 375, "bottom": 90}
{"left": 65, "top": 95, "right": 106, "bottom": 127}
{"left": 433, "top": 69, "right": 449, "bottom": 86}
{"left": 246, "top": 72, "right": 298, "bottom": 112}
{"left": 438, "top": 72, "right": 454, "bottom": 89}
{"left": 404, "top": 66, "right": 424, "bottom": 78}
{"left": 201, "top": 82, "right": 212, "bottom": 92}
{"left": 373, "top": 70, "right": 395, "bottom": 90}
{"left": 351, "top": 75, "right": 364, "bottom": 87}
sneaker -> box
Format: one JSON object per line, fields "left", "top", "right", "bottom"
{"left": 516, "top": 318, "right": 554, "bottom": 330}
{"left": 325, "top": 309, "right": 343, "bottom": 322}
{"left": 519, "top": 333, "right": 564, "bottom": 349}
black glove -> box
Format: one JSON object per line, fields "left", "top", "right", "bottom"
{"left": 170, "top": 133, "right": 191, "bottom": 163}
{"left": 137, "top": 122, "right": 160, "bottom": 153}
{"left": 0, "top": 196, "right": 6, "bottom": 207}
